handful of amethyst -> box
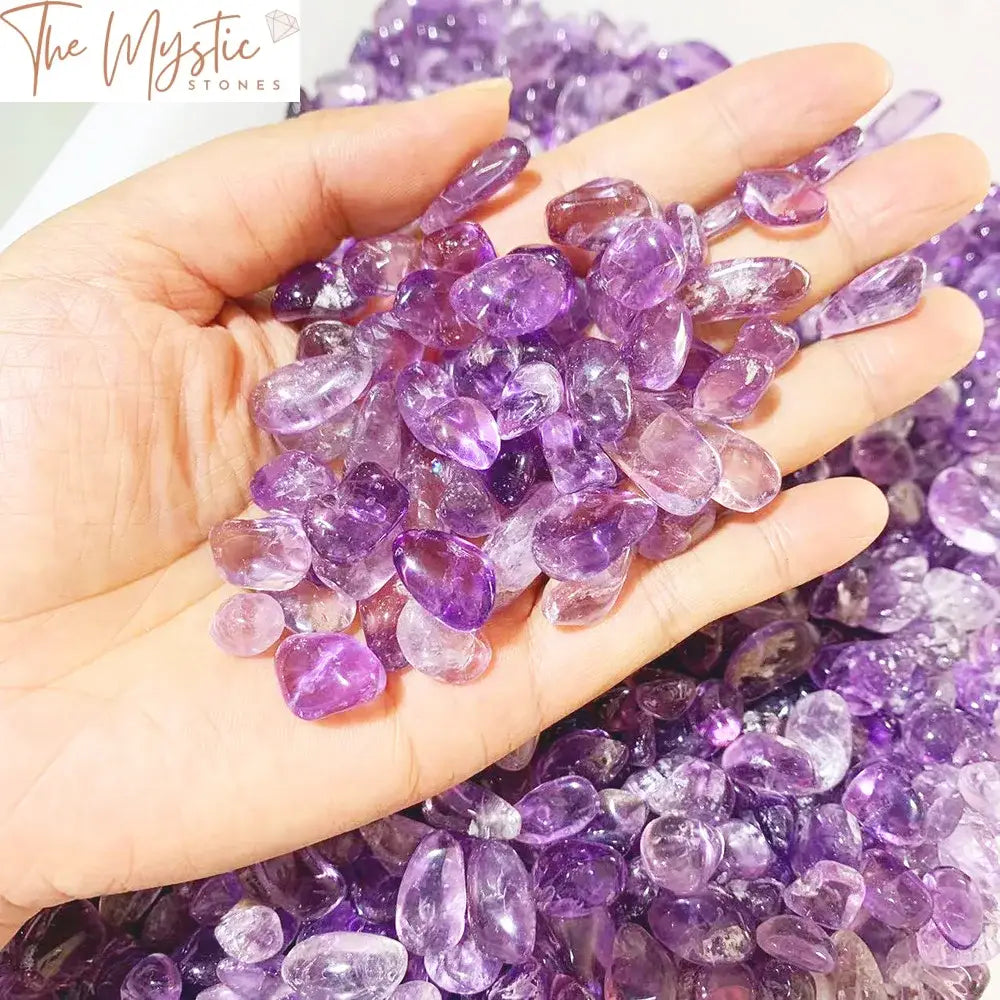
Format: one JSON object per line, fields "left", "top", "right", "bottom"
{"left": 209, "top": 130, "right": 924, "bottom": 718}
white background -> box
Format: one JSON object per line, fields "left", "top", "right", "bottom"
{"left": 1, "top": 0, "right": 1000, "bottom": 248}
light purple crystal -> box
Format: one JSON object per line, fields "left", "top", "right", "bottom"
{"left": 860, "top": 849, "right": 933, "bottom": 929}
{"left": 721, "top": 733, "right": 818, "bottom": 795}
{"left": 214, "top": 903, "right": 284, "bottom": 964}
{"left": 423, "top": 222, "right": 497, "bottom": 274}
{"left": 621, "top": 300, "right": 694, "bottom": 391}
{"left": 925, "top": 866, "right": 985, "bottom": 948}
{"left": 344, "top": 234, "right": 421, "bottom": 297}
{"left": 497, "top": 362, "right": 563, "bottom": 439}
{"left": 210, "top": 593, "right": 286, "bottom": 657}
{"left": 693, "top": 355, "right": 774, "bottom": 423}
{"left": 272, "top": 260, "right": 364, "bottom": 323}
{"left": 565, "top": 339, "right": 633, "bottom": 443}
{"left": 816, "top": 256, "right": 927, "bottom": 338}
{"left": 782, "top": 862, "right": 865, "bottom": 930}
{"left": 733, "top": 318, "right": 799, "bottom": 369}
{"left": 346, "top": 382, "right": 404, "bottom": 475}
{"left": 281, "top": 932, "right": 407, "bottom": 1000}
{"left": 121, "top": 954, "right": 182, "bottom": 1000}
{"left": 421, "top": 138, "right": 530, "bottom": 234}
{"left": 737, "top": 169, "right": 828, "bottom": 228}
{"left": 640, "top": 815, "right": 724, "bottom": 894}
{"left": 251, "top": 450, "right": 338, "bottom": 516}
{"left": 865, "top": 89, "right": 942, "bottom": 149}
{"left": 395, "top": 831, "right": 466, "bottom": 955}
{"left": 647, "top": 888, "right": 753, "bottom": 966}
{"left": 681, "top": 258, "right": 811, "bottom": 321}
{"left": 793, "top": 127, "right": 864, "bottom": 184}
{"left": 531, "top": 487, "right": 656, "bottom": 581}
{"left": 756, "top": 915, "right": 835, "bottom": 974}
{"left": 597, "top": 218, "right": 687, "bottom": 309}
{"left": 210, "top": 515, "right": 312, "bottom": 592}
{"left": 547, "top": 177, "right": 658, "bottom": 251}
{"left": 394, "top": 271, "right": 479, "bottom": 351}
{"left": 274, "top": 633, "right": 387, "bottom": 720}
{"left": 466, "top": 842, "right": 536, "bottom": 962}
{"left": 515, "top": 775, "right": 600, "bottom": 846}
{"left": 541, "top": 549, "right": 632, "bottom": 626}
{"left": 540, "top": 413, "right": 619, "bottom": 494}
{"left": 724, "top": 620, "right": 821, "bottom": 702}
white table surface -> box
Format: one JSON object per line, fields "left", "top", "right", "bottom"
{"left": 2, "top": 0, "right": 1000, "bottom": 250}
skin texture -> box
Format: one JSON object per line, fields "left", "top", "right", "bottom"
{"left": 0, "top": 47, "right": 990, "bottom": 943}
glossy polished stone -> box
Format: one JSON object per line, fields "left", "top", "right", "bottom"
{"left": 681, "top": 258, "right": 810, "bottom": 321}
{"left": 816, "top": 256, "right": 927, "bottom": 338}
{"left": 737, "top": 169, "right": 828, "bottom": 228}
{"left": 547, "top": 177, "right": 658, "bottom": 251}
{"left": 597, "top": 218, "right": 687, "bottom": 309}
{"left": 395, "top": 831, "right": 466, "bottom": 955}
{"left": 281, "top": 932, "right": 408, "bottom": 1000}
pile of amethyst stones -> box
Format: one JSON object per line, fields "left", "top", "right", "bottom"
{"left": 5, "top": 2, "right": 1000, "bottom": 999}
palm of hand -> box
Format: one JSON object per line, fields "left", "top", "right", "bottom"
{"left": 0, "top": 47, "right": 989, "bottom": 938}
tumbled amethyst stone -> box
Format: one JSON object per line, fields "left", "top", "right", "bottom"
{"left": 721, "top": 733, "right": 818, "bottom": 795}
{"left": 597, "top": 218, "right": 686, "bottom": 309}
{"left": 860, "top": 850, "right": 933, "bottom": 929}
{"left": 486, "top": 434, "right": 545, "bottom": 508}
{"left": 733, "top": 318, "right": 799, "bottom": 369}
{"left": 303, "top": 463, "right": 409, "bottom": 564}
{"left": 782, "top": 861, "right": 865, "bottom": 930}
{"left": 647, "top": 888, "right": 753, "bottom": 966}
{"left": 925, "top": 866, "right": 985, "bottom": 948}
{"left": 466, "top": 841, "right": 536, "bottom": 963}
{"left": 531, "top": 486, "right": 657, "bottom": 581}
{"left": 816, "top": 256, "right": 927, "bottom": 338}
{"left": 515, "top": 775, "right": 600, "bottom": 846}
{"left": 210, "top": 515, "right": 312, "bottom": 592}
{"left": 756, "top": 915, "right": 835, "bottom": 974}
{"left": 395, "top": 831, "right": 466, "bottom": 956}
{"left": 547, "top": 178, "right": 658, "bottom": 251}
{"left": 251, "top": 350, "right": 374, "bottom": 435}
{"left": 272, "top": 260, "right": 364, "bottom": 323}
{"left": 640, "top": 815, "right": 724, "bottom": 894}
{"left": 251, "top": 451, "right": 338, "bottom": 516}
{"left": 565, "top": 339, "right": 634, "bottom": 443}
{"left": 534, "top": 729, "right": 629, "bottom": 787}
{"left": 737, "top": 169, "right": 828, "bottom": 228}
{"left": 865, "top": 89, "right": 942, "bottom": 148}
{"left": 395, "top": 270, "right": 479, "bottom": 351}
{"left": 448, "top": 337, "right": 520, "bottom": 409}
{"left": 497, "top": 362, "right": 563, "bottom": 438}
{"left": 540, "top": 413, "right": 619, "bottom": 494}
{"left": 534, "top": 840, "right": 626, "bottom": 917}
{"left": 681, "top": 258, "right": 811, "bottom": 321}
{"left": 423, "top": 222, "right": 497, "bottom": 274}
{"left": 724, "top": 620, "right": 821, "bottom": 702}
{"left": 450, "top": 254, "right": 571, "bottom": 340}
{"left": 622, "top": 299, "right": 693, "bottom": 391}
{"left": 693, "top": 354, "right": 774, "bottom": 422}
{"left": 120, "top": 953, "right": 182, "bottom": 1000}
{"left": 298, "top": 319, "right": 356, "bottom": 359}
{"left": 393, "top": 529, "right": 496, "bottom": 631}
{"left": 842, "top": 762, "right": 927, "bottom": 846}
{"left": 793, "top": 126, "right": 864, "bottom": 184}
{"left": 420, "top": 137, "right": 530, "bottom": 234}
{"left": 274, "top": 633, "right": 387, "bottom": 719}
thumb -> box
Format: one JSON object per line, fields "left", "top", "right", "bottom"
{"left": 67, "top": 79, "right": 514, "bottom": 299}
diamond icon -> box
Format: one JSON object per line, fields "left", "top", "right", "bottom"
{"left": 266, "top": 9, "right": 299, "bottom": 42}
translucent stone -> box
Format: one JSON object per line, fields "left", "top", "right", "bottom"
{"left": 483, "top": 482, "right": 560, "bottom": 600}
{"left": 496, "top": 735, "right": 539, "bottom": 772}
{"left": 724, "top": 620, "right": 821, "bottom": 702}
{"left": 437, "top": 461, "right": 500, "bottom": 538}
{"left": 586, "top": 789, "right": 649, "bottom": 851}
{"left": 497, "top": 362, "right": 563, "bottom": 439}
{"left": 928, "top": 464, "right": 1000, "bottom": 555}
{"left": 721, "top": 733, "right": 818, "bottom": 795}
{"left": 793, "top": 127, "right": 865, "bottom": 184}
{"left": 783, "top": 862, "right": 866, "bottom": 930}
{"left": 276, "top": 577, "right": 357, "bottom": 635}
{"left": 276, "top": 417, "right": 355, "bottom": 470}
{"left": 737, "top": 169, "right": 828, "bottom": 228}
{"left": 664, "top": 201, "right": 708, "bottom": 273}
{"left": 360, "top": 814, "right": 432, "bottom": 876}
{"left": 274, "top": 633, "right": 386, "bottom": 720}
{"left": 604, "top": 923, "right": 676, "bottom": 1000}
{"left": 693, "top": 416, "right": 782, "bottom": 512}
{"left": 246, "top": 847, "right": 346, "bottom": 920}
{"left": 514, "top": 775, "right": 600, "bottom": 845}
{"left": 902, "top": 699, "right": 970, "bottom": 764}
{"left": 281, "top": 932, "right": 408, "bottom": 1000}
{"left": 531, "top": 487, "right": 656, "bottom": 580}
{"left": 640, "top": 815, "right": 724, "bottom": 894}
{"left": 393, "top": 529, "right": 496, "bottom": 631}
{"left": 829, "top": 930, "right": 888, "bottom": 1000}
{"left": 396, "top": 599, "right": 490, "bottom": 683}
{"left": 647, "top": 888, "right": 754, "bottom": 966}
{"left": 785, "top": 691, "right": 853, "bottom": 791}
{"left": 534, "top": 840, "right": 626, "bottom": 917}
{"left": 598, "top": 218, "right": 687, "bottom": 309}
{"left": 716, "top": 818, "right": 772, "bottom": 881}
{"left": 860, "top": 850, "right": 933, "bottom": 929}
{"left": 422, "top": 222, "right": 497, "bottom": 274}
{"left": 843, "top": 763, "right": 927, "bottom": 846}
{"left": 915, "top": 911, "right": 1000, "bottom": 969}
{"left": 451, "top": 254, "right": 571, "bottom": 340}
{"left": 394, "top": 271, "right": 479, "bottom": 351}
{"left": 681, "top": 258, "right": 810, "bottom": 321}
{"left": 958, "top": 760, "right": 1000, "bottom": 821}
{"left": 541, "top": 549, "right": 632, "bottom": 625}
{"left": 210, "top": 593, "right": 286, "bottom": 656}
{"left": 251, "top": 351, "right": 374, "bottom": 435}
{"left": 687, "top": 965, "right": 759, "bottom": 1000}
{"left": 346, "top": 383, "right": 404, "bottom": 475}
{"left": 210, "top": 516, "right": 312, "bottom": 591}
{"left": 688, "top": 680, "right": 744, "bottom": 749}
{"left": 734, "top": 318, "right": 800, "bottom": 369}
{"left": 639, "top": 506, "right": 717, "bottom": 562}
{"left": 540, "top": 413, "right": 619, "bottom": 495}
{"left": 547, "top": 177, "right": 659, "bottom": 251}
{"left": 423, "top": 781, "right": 522, "bottom": 839}
{"left": 448, "top": 337, "right": 520, "bottom": 410}
{"left": 272, "top": 261, "right": 364, "bottom": 323}
{"left": 251, "top": 450, "right": 338, "bottom": 516}
{"left": 865, "top": 89, "right": 942, "bottom": 148}
{"left": 303, "top": 463, "right": 409, "bottom": 564}
{"left": 392, "top": 985, "right": 441, "bottom": 1000}
{"left": 314, "top": 535, "right": 396, "bottom": 601}
{"left": 607, "top": 400, "right": 722, "bottom": 516}
{"left": 486, "top": 434, "right": 546, "bottom": 509}
{"left": 565, "top": 339, "right": 634, "bottom": 444}
{"left": 756, "top": 915, "right": 835, "bottom": 974}
{"left": 924, "top": 866, "right": 985, "bottom": 948}
{"left": 121, "top": 954, "right": 183, "bottom": 1000}
{"left": 421, "top": 138, "right": 530, "bottom": 234}
{"left": 466, "top": 841, "right": 536, "bottom": 963}
{"left": 395, "top": 830, "right": 466, "bottom": 955}
{"left": 534, "top": 729, "right": 629, "bottom": 787}
{"left": 700, "top": 197, "right": 744, "bottom": 239}
{"left": 621, "top": 299, "right": 694, "bottom": 391}
{"left": 214, "top": 903, "right": 284, "bottom": 964}
{"left": 693, "top": 354, "right": 774, "bottom": 422}
{"left": 424, "top": 931, "right": 504, "bottom": 996}
{"left": 343, "top": 234, "right": 421, "bottom": 297}
{"left": 923, "top": 567, "right": 1000, "bottom": 631}
{"left": 354, "top": 313, "right": 424, "bottom": 378}
{"left": 816, "top": 256, "right": 927, "bottom": 338}
{"left": 624, "top": 755, "right": 734, "bottom": 823}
